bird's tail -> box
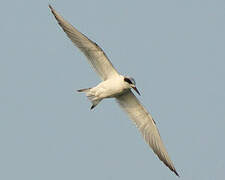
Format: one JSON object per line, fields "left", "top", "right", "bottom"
{"left": 77, "top": 88, "right": 91, "bottom": 92}
{"left": 77, "top": 88, "right": 101, "bottom": 110}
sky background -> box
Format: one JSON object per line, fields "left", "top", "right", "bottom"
{"left": 0, "top": 0, "right": 225, "bottom": 179}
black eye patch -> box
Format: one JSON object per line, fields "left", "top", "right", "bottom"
{"left": 124, "top": 77, "right": 132, "bottom": 84}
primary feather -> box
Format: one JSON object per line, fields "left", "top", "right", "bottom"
{"left": 49, "top": 5, "right": 119, "bottom": 81}
{"left": 116, "top": 90, "right": 179, "bottom": 176}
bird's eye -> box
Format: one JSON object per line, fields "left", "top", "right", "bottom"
{"left": 124, "top": 77, "right": 132, "bottom": 84}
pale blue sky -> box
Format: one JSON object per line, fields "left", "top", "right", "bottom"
{"left": 0, "top": 0, "right": 225, "bottom": 179}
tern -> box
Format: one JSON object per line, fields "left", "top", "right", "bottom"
{"left": 49, "top": 5, "right": 179, "bottom": 176}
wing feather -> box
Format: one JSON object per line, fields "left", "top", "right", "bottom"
{"left": 49, "top": 5, "right": 119, "bottom": 80}
{"left": 116, "top": 90, "right": 179, "bottom": 176}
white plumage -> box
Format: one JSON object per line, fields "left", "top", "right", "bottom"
{"left": 49, "top": 5, "right": 179, "bottom": 176}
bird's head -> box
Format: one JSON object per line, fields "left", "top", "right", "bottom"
{"left": 124, "top": 76, "right": 140, "bottom": 95}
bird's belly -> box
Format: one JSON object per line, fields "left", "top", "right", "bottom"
{"left": 104, "top": 87, "right": 127, "bottom": 98}
{"left": 99, "top": 86, "right": 125, "bottom": 99}
{"left": 94, "top": 80, "right": 127, "bottom": 99}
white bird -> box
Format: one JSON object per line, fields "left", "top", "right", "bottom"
{"left": 49, "top": 5, "right": 179, "bottom": 176}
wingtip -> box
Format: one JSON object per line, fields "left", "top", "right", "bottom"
{"left": 48, "top": 4, "right": 60, "bottom": 22}
{"left": 48, "top": 4, "right": 53, "bottom": 10}
{"left": 174, "top": 170, "right": 180, "bottom": 177}
{"left": 48, "top": 4, "right": 55, "bottom": 14}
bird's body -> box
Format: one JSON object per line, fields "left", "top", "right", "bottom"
{"left": 78, "top": 75, "right": 136, "bottom": 109}
{"left": 49, "top": 5, "right": 179, "bottom": 177}
{"left": 89, "top": 75, "right": 130, "bottom": 98}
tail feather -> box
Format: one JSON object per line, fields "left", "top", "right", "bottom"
{"left": 87, "top": 94, "right": 101, "bottom": 110}
{"left": 77, "top": 88, "right": 91, "bottom": 92}
{"left": 77, "top": 87, "right": 101, "bottom": 109}
{"left": 90, "top": 99, "right": 101, "bottom": 110}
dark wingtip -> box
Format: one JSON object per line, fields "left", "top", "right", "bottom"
{"left": 48, "top": 4, "right": 53, "bottom": 10}
{"left": 48, "top": 4, "right": 56, "bottom": 17}
{"left": 174, "top": 169, "right": 180, "bottom": 177}
{"left": 49, "top": 4, "right": 56, "bottom": 16}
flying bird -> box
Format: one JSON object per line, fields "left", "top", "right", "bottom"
{"left": 49, "top": 5, "right": 179, "bottom": 177}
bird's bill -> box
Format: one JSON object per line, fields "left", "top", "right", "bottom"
{"left": 132, "top": 86, "right": 141, "bottom": 95}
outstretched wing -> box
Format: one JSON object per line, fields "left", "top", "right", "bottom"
{"left": 49, "top": 5, "right": 119, "bottom": 81}
{"left": 116, "top": 90, "right": 179, "bottom": 176}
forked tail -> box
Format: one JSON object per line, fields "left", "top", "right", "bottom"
{"left": 77, "top": 88, "right": 101, "bottom": 110}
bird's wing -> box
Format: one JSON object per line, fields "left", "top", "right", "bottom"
{"left": 49, "top": 5, "right": 119, "bottom": 81}
{"left": 116, "top": 90, "right": 179, "bottom": 176}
